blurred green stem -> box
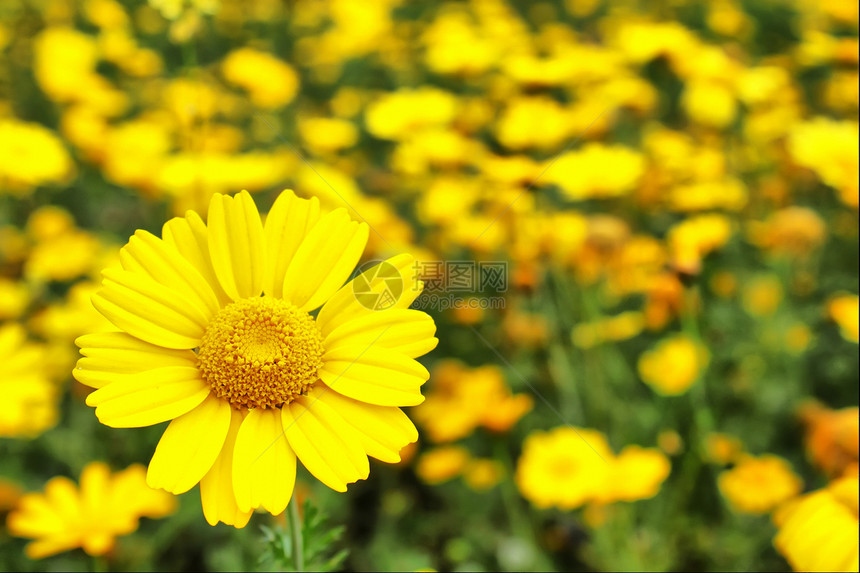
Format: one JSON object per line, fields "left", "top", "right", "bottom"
{"left": 494, "top": 439, "right": 555, "bottom": 571}
{"left": 288, "top": 498, "right": 304, "bottom": 572}
{"left": 91, "top": 555, "right": 108, "bottom": 573}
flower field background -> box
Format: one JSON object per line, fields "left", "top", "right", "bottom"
{"left": 1, "top": 0, "right": 858, "bottom": 571}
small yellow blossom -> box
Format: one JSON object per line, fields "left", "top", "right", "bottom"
{"left": 463, "top": 459, "right": 505, "bottom": 491}
{"left": 602, "top": 446, "right": 671, "bottom": 503}
{"left": 704, "top": 433, "right": 745, "bottom": 465}
{"left": 546, "top": 144, "right": 645, "bottom": 201}
{"left": 718, "top": 454, "right": 803, "bottom": 514}
{"left": 0, "top": 120, "right": 73, "bottom": 195}
{"left": 788, "top": 118, "right": 859, "bottom": 208}
{"left": 748, "top": 206, "right": 828, "bottom": 258}
{"left": 222, "top": 48, "right": 299, "bottom": 109}
{"left": 638, "top": 334, "right": 709, "bottom": 396}
{"left": 517, "top": 427, "right": 670, "bottom": 510}
{"left": 413, "top": 362, "right": 532, "bottom": 442}
{"left": 828, "top": 294, "right": 860, "bottom": 343}
{"left": 416, "top": 446, "right": 471, "bottom": 485}
{"left": 741, "top": 274, "right": 783, "bottom": 317}
{"left": 516, "top": 427, "right": 613, "bottom": 510}
{"left": 0, "top": 324, "right": 58, "bottom": 438}
{"left": 773, "top": 476, "right": 859, "bottom": 572}
{"left": 7, "top": 462, "right": 176, "bottom": 558}
{"left": 800, "top": 402, "right": 860, "bottom": 478}
{"left": 667, "top": 214, "right": 733, "bottom": 274}
{"left": 365, "top": 87, "right": 458, "bottom": 141}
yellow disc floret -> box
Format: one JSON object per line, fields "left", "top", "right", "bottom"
{"left": 197, "top": 297, "right": 324, "bottom": 410}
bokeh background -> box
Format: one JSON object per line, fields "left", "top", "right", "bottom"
{"left": 1, "top": 0, "right": 858, "bottom": 571}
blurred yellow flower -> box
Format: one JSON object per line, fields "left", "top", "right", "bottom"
{"left": 463, "top": 459, "right": 505, "bottom": 491}
{"left": 413, "top": 361, "right": 532, "bottom": 443}
{"left": 682, "top": 79, "right": 737, "bottom": 128}
{"left": 365, "top": 87, "right": 457, "bottom": 141}
{"left": 638, "top": 334, "right": 709, "bottom": 396}
{"left": 788, "top": 118, "right": 859, "bottom": 208}
{"left": 7, "top": 462, "right": 176, "bottom": 559}
{"left": 24, "top": 228, "right": 102, "bottom": 284}
{"left": 572, "top": 311, "right": 645, "bottom": 349}
{"left": 546, "top": 143, "right": 645, "bottom": 201}
{"left": 0, "top": 323, "right": 57, "bottom": 438}
{"left": 601, "top": 446, "right": 671, "bottom": 503}
{"left": 773, "top": 475, "right": 859, "bottom": 572}
{"left": 298, "top": 117, "right": 358, "bottom": 154}
{"left": 747, "top": 207, "right": 827, "bottom": 258}
{"left": 517, "top": 427, "right": 670, "bottom": 510}
{"left": 496, "top": 97, "right": 571, "bottom": 151}
{"left": 800, "top": 402, "right": 860, "bottom": 478}
{"left": 704, "top": 432, "right": 745, "bottom": 465}
{"left": 222, "top": 48, "right": 299, "bottom": 109}
{"left": 416, "top": 446, "right": 471, "bottom": 485}
{"left": 667, "top": 213, "right": 733, "bottom": 274}
{"left": 741, "top": 274, "right": 783, "bottom": 317}
{"left": 0, "top": 119, "right": 73, "bottom": 195}
{"left": 516, "top": 427, "right": 613, "bottom": 510}
{"left": 718, "top": 454, "right": 802, "bottom": 514}
{"left": 33, "top": 27, "right": 99, "bottom": 104}
{"left": 828, "top": 294, "right": 859, "bottom": 343}
{"left": 0, "top": 279, "right": 29, "bottom": 320}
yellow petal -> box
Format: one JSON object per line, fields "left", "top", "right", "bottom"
{"left": 207, "top": 191, "right": 265, "bottom": 300}
{"left": 312, "top": 383, "right": 418, "bottom": 463}
{"left": 200, "top": 408, "right": 253, "bottom": 528}
{"left": 232, "top": 408, "right": 296, "bottom": 514}
{"left": 320, "top": 345, "right": 427, "bottom": 407}
{"left": 120, "top": 229, "right": 221, "bottom": 318}
{"left": 316, "top": 254, "right": 423, "bottom": 338}
{"left": 86, "top": 366, "right": 210, "bottom": 428}
{"left": 162, "top": 211, "right": 232, "bottom": 306}
{"left": 94, "top": 268, "right": 208, "bottom": 349}
{"left": 282, "top": 395, "right": 369, "bottom": 492}
{"left": 147, "top": 394, "right": 232, "bottom": 494}
{"left": 282, "top": 209, "right": 369, "bottom": 311}
{"left": 74, "top": 332, "right": 196, "bottom": 389}
{"left": 324, "top": 308, "right": 438, "bottom": 359}
{"left": 263, "top": 190, "right": 321, "bottom": 298}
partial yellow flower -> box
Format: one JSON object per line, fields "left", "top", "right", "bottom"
{"left": 773, "top": 476, "right": 859, "bottom": 572}
{"left": 545, "top": 143, "right": 645, "bottom": 200}
{"left": 413, "top": 361, "right": 532, "bottom": 443}
{"left": 463, "top": 459, "right": 505, "bottom": 491}
{"left": 828, "top": 294, "right": 859, "bottom": 343}
{"left": 602, "top": 446, "right": 671, "bottom": 503}
{"left": 0, "top": 119, "right": 73, "bottom": 195}
{"left": 704, "top": 432, "right": 745, "bottom": 465}
{"left": 222, "top": 48, "right": 299, "bottom": 109}
{"left": 741, "top": 274, "right": 783, "bottom": 317}
{"left": 800, "top": 402, "right": 859, "bottom": 478}
{"left": 638, "top": 334, "right": 709, "bottom": 396}
{"left": 718, "top": 454, "right": 802, "bottom": 514}
{"left": 0, "top": 324, "right": 58, "bottom": 438}
{"left": 416, "top": 446, "right": 471, "bottom": 485}
{"left": 515, "top": 427, "right": 613, "bottom": 510}
{"left": 788, "top": 118, "right": 859, "bottom": 208}
{"left": 667, "top": 214, "right": 733, "bottom": 274}
{"left": 7, "top": 462, "right": 176, "bottom": 559}
{"left": 74, "top": 189, "right": 437, "bottom": 527}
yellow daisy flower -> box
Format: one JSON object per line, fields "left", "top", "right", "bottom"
{"left": 73, "top": 190, "right": 437, "bottom": 527}
{"left": 7, "top": 462, "right": 176, "bottom": 559}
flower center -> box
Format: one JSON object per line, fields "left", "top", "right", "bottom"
{"left": 197, "top": 297, "right": 324, "bottom": 410}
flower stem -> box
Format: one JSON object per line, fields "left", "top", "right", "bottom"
{"left": 288, "top": 498, "right": 304, "bottom": 572}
